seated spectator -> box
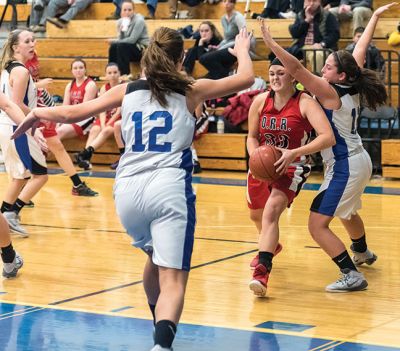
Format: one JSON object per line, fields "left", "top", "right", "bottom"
{"left": 252, "top": 0, "right": 303, "bottom": 19}
{"left": 75, "top": 63, "right": 122, "bottom": 170}
{"left": 328, "top": 0, "right": 372, "bottom": 32}
{"left": 30, "top": 0, "right": 49, "bottom": 33}
{"left": 345, "top": 26, "right": 385, "bottom": 79}
{"left": 108, "top": 0, "right": 158, "bottom": 19}
{"left": 183, "top": 21, "right": 222, "bottom": 75}
{"left": 108, "top": 0, "right": 149, "bottom": 76}
{"left": 45, "top": 0, "right": 94, "bottom": 29}
{"left": 199, "top": 0, "right": 254, "bottom": 80}
{"left": 288, "top": 0, "right": 339, "bottom": 73}
{"left": 57, "top": 58, "right": 98, "bottom": 142}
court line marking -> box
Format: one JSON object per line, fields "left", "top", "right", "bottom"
{"left": 308, "top": 340, "right": 339, "bottom": 351}
{"left": 0, "top": 305, "right": 39, "bottom": 318}
{"left": 1, "top": 299, "right": 399, "bottom": 350}
{"left": 0, "top": 307, "right": 45, "bottom": 321}
{"left": 317, "top": 341, "right": 346, "bottom": 350}
{"left": 48, "top": 249, "right": 258, "bottom": 305}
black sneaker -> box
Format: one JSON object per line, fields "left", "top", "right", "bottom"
{"left": 74, "top": 152, "right": 92, "bottom": 170}
{"left": 72, "top": 182, "right": 99, "bottom": 197}
{"left": 193, "top": 160, "right": 202, "bottom": 174}
{"left": 25, "top": 200, "right": 35, "bottom": 208}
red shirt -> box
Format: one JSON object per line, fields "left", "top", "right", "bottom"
{"left": 25, "top": 53, "right": 40, "bottom": 82}
{"left": 104, "top": 82, "right": 120, "bottom": 119}
{"left": 70, "top": 77, "right": 93, "bottom": 105}
{"left": 258, "top": 90, "right": 313, "bottom": 160}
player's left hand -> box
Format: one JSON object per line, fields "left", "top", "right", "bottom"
{"left": 274, "top": 147, "right": 296, "bottom": 175}
{"left": 32, "top": 128, "right": 49, "bottom": 155}
{"left": 373, "top": 2, "right": 398, "bottom": 17}
{"left": 259, "top": 18, "right": 273, "bottom": 44}
{"left": 11, "top": 110, "right": 41, "bottom": 140}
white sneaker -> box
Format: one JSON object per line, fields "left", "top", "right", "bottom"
{"left": 326, "top": 269, "right": 368, "bottom": 293}
{"left": 350, "top": 244, "right": 377, "bottom": 266}
{"left": 2, "top": 252, "right": 23, "bottom": 278}
{"left": 150, "top": 345, "right": 173, "bottom": 351}
{"left": 279, "top": 10, "right": 296, "bottom": 19}
{"left": 3, "top": 211, "right": 29, "bottom": 237}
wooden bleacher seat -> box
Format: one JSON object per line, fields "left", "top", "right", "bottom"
{"left": 47, "top": 133, "right": 249, "bottom": 171}
{"left": 382, "top": 140, "right": 400, "bottom": 178}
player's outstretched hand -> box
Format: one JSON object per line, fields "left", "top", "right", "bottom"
{"left": 259, "top": 18, "right": 273, "bottom": 45}
{"left": 274, "top": 147, "right": 296, "bottom": 175}
{"left": 373, "top": 2, "right": 398, "bottom": 17}
{"left": 228, "top": 27, "right": 252, "bottom": 57}
{"left": 33, "top": 128, "right": 49, "bottom": 155}
{"left": 11, "top": 110, "right": 41, "bottom": 140}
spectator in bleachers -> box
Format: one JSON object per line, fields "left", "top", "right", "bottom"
{"left": 75, "top": 63, "right": 122, "bottom": 170}
{"left": 166, "top": 0, "right": 201, "bottom": 19}
{"left": 183, "top": 21, "right": 222, "bottom": 75}
{"left": 199, "top": 0, "right": 254, "bottom": 80}
{"left": 288, "top": 0, "right": 339, "bottom": 73}
{"left": 108, "top": 0, "right": 158, "bottom": 19}
{"left": 388, "top": 21, "right": 400, "bottom": 47}
{"left": 44, "top": 0, "right": 94, "bottom": 29}
{"left": 252, "top": 0, "right": 303, "bottom": 19}
{"left": 328, "top": 0, "right": 373, "bottom": 32}
{"left": 30, "top": 0, "right": 49, "bottom": 33}
{"left": 108, "top": 0, "right": 149, "bottom": 76}
{"left": 345, "top": 26, "right": 385, "bottom": 79}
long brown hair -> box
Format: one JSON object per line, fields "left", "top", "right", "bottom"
{"left": 200, "top": 21, "right": 223, "bottom": 42}
{"left": 333, "top": 50, "right": 387, "bottom": 110}
{"left": 141, "top": 27, "right": 193, "bottom": 107}
{"left": 0, "top": 29, "right": 26, "bottom": 71}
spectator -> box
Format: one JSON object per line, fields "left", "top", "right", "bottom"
{"left": 183, "top": 21, "right": 222, "bottom": 75}
{"left": 45, "top": 0, "right": 94, "bottom": 29}
{"left": 108, "top": 0, "right": 149, "bottom": 76}
{"left": 252, "top": 0, "right": 303, "bottom": 19}
{"left": 345, "top": 26, "right": 385, "bottom": 79}
{"left": 288, "top": 0, "right": 339, "bottom": 73}
{"left": 388, "top": 21, "right": 400, "bottom": 47}
{"left": 328, "top": 0, "right": 373, "bottom": 32}
{"left": 29, "top": 0, "right": 49, "bottom": 33}
{"left": 108, "top": 0, "right": 158, "bottom": 19}
{"left": 199, "top": 0, "right": 254, "bottom": 80}
{"left": 167, "top": 0, "right": 201, "bottom": 19}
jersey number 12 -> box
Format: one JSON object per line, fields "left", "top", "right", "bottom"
{"left": 131, "top": 111, "right": 172, "bottom": 152}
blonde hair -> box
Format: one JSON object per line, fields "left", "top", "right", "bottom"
{"left": 0, "top": 29, "right": 26, "bottom": 71}
{"left": 141, "top": 27, "right": 193, "bottom": 107}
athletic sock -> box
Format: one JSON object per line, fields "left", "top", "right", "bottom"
{"left": 333, "top": 250, "right": 357, "bottom": 271}
{"left": 1, "top": 201, "right": 13, "bottom": 213}
{"left": 154, "top": 320, "right": 177, "bottom": 349}
{"left": 259, "top": 251, "right": 274, "bottom": 272}
{"left": 70, "top": 174, "right": 83, "bottom": 187}
{"left": 148, "top": 303, "right": 156, "bottom": 325}
{"left": 119, "top": 147, "right": 125, "bottom": 155}
{"left": 11, "top": 198, "right": 26, "bottom": 214}
{"left": 81, "top": 146, "right": 94, "bottom": 160}
{"left": 351, "top": 234, "right": 367, "bottom": 253}
{"left": 0, "top": 243, "right": 16, "bottom": 263}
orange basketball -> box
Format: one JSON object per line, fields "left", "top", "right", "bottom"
{"left": 249, "top": 145, "right": 282, "bottom": 181}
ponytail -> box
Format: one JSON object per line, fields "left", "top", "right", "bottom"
{"left": 0, "top": 29, "right": 25, "bottom": 71}
{"left": 141, "top": 27, "right": 193, "bottom": 107}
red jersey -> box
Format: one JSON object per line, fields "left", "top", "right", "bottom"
{"left": 259, "top": 90, "right": 312, "bottom": 163}
{"left": 104, "top": 82, "right": 120, "bottom": 119}
{"left": 69, "top": 77, "right": 93, "bottom": 105}
{"left": 25, "top": 53, "right": 40, "bottom": 82}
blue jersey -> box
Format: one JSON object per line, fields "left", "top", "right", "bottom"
{"left": 321, "top": 84, "right": 363, "bottom": 164}
{"left": 116, "top": 79, "right": 196, "bottom": 180}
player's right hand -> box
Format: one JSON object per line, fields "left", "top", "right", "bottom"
{"left": 11, "top": 110, "right": 41, "bottom": 140}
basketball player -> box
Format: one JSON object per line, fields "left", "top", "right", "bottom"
{"left": 247, "top": 58, "right": 335, "bottom": 297}
{"left": 25, "top": 53, "right": 99, "bottom": 197}
{"left": 0, "top": 29, "right": 49, "bottom": 238}
{"left": 259, "top": 2, "right": 396, "bottom": 292}
{"left": 13, "top": 27, "right": 255, "bottom": 351}
{"left": 0, "top": 94, "right": 28, "bottom": 278}
{"left": 56, "top": 59, "right": 98, "bottom": 145}
{"left": 75, "top": 63, "right": 122, "bottom": 170}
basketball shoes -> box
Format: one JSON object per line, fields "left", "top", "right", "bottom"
{"left": 325, "top": 269, "right": 368, "bottom": 292}
{"left": 250, "top": 243, "right": 283, "bottom": 269}
{"left": 249, "top": 264, "right": 270, "bottom": 297}
{"left": 3, "top": 211, "right": 29, "bottom": 237}
{"left": 350, "top": 244, "right": 377, "bottom": 266}
{"left": 72, "top": 182, "right": 99, "bottom": 197}
{"left": 2, "top": 252, "right": 23, "bottom": 278}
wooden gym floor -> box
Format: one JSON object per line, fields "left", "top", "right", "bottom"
{"left": 1, "top": 166, "right": 400, "bottom": 351}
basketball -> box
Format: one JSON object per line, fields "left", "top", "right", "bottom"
{"left": 249, "top": 145, "right": 282, "bottom": 181}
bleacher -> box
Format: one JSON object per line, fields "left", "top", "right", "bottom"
{"left": 1, "top": 0, "right": 399, "bottom": 172}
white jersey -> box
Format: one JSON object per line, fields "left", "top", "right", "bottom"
{"left": 116, "top": 79, "right": 196, "bottom": 180}
{"left": 320, "top": 84, "right": 363, "bottom": 164}
{"left": 0, "top": 61, "right": 37, "bottom": 125}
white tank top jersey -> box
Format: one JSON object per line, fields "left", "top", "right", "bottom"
{"left": 0, "top": 61, "right": 37, "bottom": 125}
{"left": 320, "top": 84, "right": 363, "bottom": 164}
{"left": 116, "top": 79, "right": 196, "bottom": 180}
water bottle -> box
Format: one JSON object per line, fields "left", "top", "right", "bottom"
{"left": 217, "top": 117, "right": 225, "bottom": 134}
